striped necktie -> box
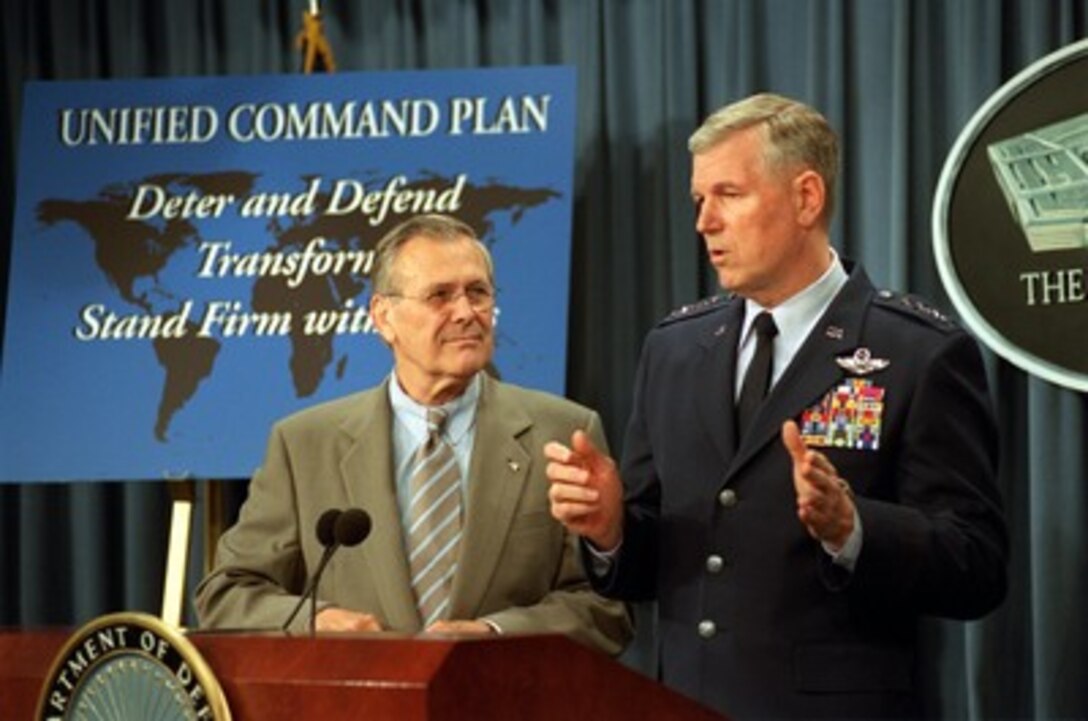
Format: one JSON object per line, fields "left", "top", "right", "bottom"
{"left": 407, "top": 407, "right": 462, "bottom": 627}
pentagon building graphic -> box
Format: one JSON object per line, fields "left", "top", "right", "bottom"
{"left": 988, "top": 113, "right": 1088, "bottom": 252}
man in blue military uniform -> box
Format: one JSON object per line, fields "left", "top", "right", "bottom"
{"left": 545, "top": 93, "right": 1008, "bottom": 719}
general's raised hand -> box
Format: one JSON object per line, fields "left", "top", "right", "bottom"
{"left": 782, "top": 420, "right": 855, "bottom": 550}
{"left": 544, "top": 430, "right": 624, "bottom": 550}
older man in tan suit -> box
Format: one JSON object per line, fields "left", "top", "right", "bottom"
{"left": 195, "top": 214, "right": 630, "bottom": 655}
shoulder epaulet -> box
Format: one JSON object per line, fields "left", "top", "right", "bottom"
{"left": 872, "top": 289, "right": 959, "bottom": 332}
{"left": 657, "top": 294, "right": 732, "bottom": 327}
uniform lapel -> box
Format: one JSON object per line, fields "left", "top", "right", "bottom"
{"left": 337, "top": 381, "right": 422, "bottom": 630}
{"left": 447, "top": 375, "right": 531, "bottom": 620}
{"left": 696, "top": 300, "right": 745, "bottom": 465}
{"left": 727, "top": 267, "right": 876, "bottom": 480}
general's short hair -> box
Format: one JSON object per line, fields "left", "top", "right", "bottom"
{"left": 689, "top": 93, "right": 839, "bottom": 222}
{"left": 372, "top": 214, "right": 494, "bottom": 294}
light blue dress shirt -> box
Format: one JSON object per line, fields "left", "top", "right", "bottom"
{"left": 388, "top": 372, "right": 480, "bottom": 531}
{"left": 735, "top": 249, "right": 849, "bottom": 395}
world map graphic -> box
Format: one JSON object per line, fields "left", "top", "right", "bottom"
{"left": 37, "top": 171, "right": 558, "bottom": 441}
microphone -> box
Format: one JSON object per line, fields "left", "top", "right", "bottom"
{"left": 281, "top": 508, "right": 372, "bottom": 633}
{"left": 305, "top": 508, "right": 371, "bottom": 633}
{"left": 282, "top": 508, "right": 341, "bottom": 632}
{"left": 334, "top": 507, "right": 372, "bottom": 547}
{"left": 315, "top": 507, "right": 341, "bottom": 547}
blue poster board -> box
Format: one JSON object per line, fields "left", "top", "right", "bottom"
{"left": 0, "top": 66, "right": 576, "bottom": 482}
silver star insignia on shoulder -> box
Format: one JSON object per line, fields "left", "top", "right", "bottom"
{"left": 836, "top": 347, "right": 890, "bottom": 375}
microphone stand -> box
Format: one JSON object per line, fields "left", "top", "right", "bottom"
{"left": 281, "top": 507, "right": 371, "bottom": 634}
{"left": 282, "top": 542, "right": 338, "bottom": 633}
{"left": 309, "top": 572, "right": 321, "bottom": 636}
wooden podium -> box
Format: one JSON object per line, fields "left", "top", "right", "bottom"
{"left": 0, "top": 629, "right": 725, "bottom": 720}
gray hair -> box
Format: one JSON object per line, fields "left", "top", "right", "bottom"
{"left": 689, "top": 93, "right": 839, "bottom": 223}
{"left": 371, "top": 213, "right": 494, "bottom": 294}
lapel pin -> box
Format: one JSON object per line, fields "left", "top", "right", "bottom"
{"left": 714, "top": 324, "right": 727, "bottom": 336}
{"left": 825, "top": 325, "right": 844, "bottom": 340}
{"left": 507, "top": 460, "right": 520, "bottom": 472}
{"left": 836, "top": 347, "right": 890, "bottom": 375}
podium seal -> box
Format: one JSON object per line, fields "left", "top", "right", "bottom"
{"left": 34, "top": 612, "right": 231, "bottom": 720}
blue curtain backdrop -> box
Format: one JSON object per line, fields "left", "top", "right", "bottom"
{"left": 1, "top": 2, "right": 1086, "bottom": 719}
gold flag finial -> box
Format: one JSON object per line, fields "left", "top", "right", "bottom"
{"left": 297, "top": 3, "right": 336, "bottom": 74}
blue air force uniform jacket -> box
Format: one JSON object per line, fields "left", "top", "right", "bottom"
{"left": 591, "top": 263, "right": 1008, "bottom": 719}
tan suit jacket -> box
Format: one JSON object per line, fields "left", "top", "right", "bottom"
{"left": 195, "top": 374, "right": 631, "bottom": 655}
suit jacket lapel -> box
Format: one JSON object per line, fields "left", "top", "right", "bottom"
{"left": 696, "top": 300, "right": 745, "bottom": 465}
{"left": 727, "top": 267, "right": 875, "bottom": 480}
{"left": 448, "top": 374, "right": 532, "bottom": 620}
{"left": 336, "top": 381, "right": 421, "bottom": 630}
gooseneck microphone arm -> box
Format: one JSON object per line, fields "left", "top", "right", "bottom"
{"left": 281, "top": 507, "right": 373, "bottom": 634}
{"left": 282, "top": 508, "right": 341, "bottom": 632}
{"left": 307, "top": 508, "right": 373, "bottom": 634}
{"left": 306, "top": 540, "right": 340, "bottom": 635}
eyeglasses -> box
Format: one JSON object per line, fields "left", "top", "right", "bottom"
{"left": 385, "top": 283, "right": 496, "bottom": 312}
